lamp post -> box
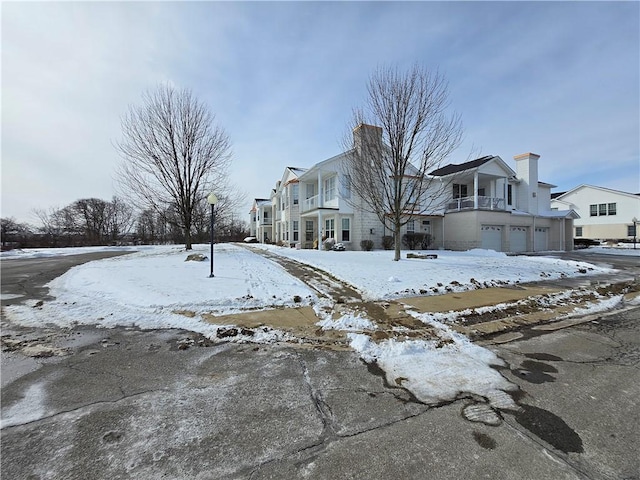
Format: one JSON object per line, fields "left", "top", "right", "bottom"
{"left": 207, "top": 193, "right": 218, "bottom": 277}
{"left": 633, "top": 217, "right": 638, "bottom": 250}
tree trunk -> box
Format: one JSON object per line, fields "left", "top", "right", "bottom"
{"left": 184, "top": 227, "right": 193, "bottom": 250}
{"left": 393, "top": 225, "right": 401, "bottom": 261}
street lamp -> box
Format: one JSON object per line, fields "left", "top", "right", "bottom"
{"left": 207, "top": 193, "right": 218, "bottom": 277}
{"left": 633, "top": 217, "right": 638, "bottom": 250}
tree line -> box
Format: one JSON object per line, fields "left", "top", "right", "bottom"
{"left": 1, "top": 197, "right": 248, "bottom": 250}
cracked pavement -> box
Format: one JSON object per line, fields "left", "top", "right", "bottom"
{"left": 2, "top": 251, "right": 639, "bottom": 479}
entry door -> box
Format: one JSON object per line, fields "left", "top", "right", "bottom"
{"left": 481, "top": 225, "right": 502, "bottom": 251}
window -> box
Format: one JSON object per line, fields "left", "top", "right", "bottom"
{"left": 507, "top": 185, "right": 513, "bottom": 205}
{"left": 599, "top": 204, "right": 607, "bottom": 216}
{"left": 590, "top": 204, "right": 598, "bottom": 217}
{"left": 575, "top": 226, "right": 583, "bottom": 237}
{"left": 306, "top": 183, "right": 316, "bottom": 198}
{"left": 607, "top": 203, "right": 616, "bottom": 216}
{"left": 629, "top": 225, "right": 637, "bottom": 237}
{"left": 478, "top": 188, "right": 485, "bottom": 196}
{"left": 325, "top": 218, "right": 335, "bottom": 239}
{"left": 341, "top": 218, "right": 350, "bottom": 242}
{"left": 324, "top": 176, "right": 337, "bottom": 201}
{"left": 305, "top": 220, "right": 314, "bottom": 242}
{"left": 407, "top": 220, "right": 415, "bottom": 233}
{"left": 453, "top": 184, "right": 468, "bottom": 199}
{"left": 293, "top": 221, "right": 299, "bottom": 242}
{"left": 292, "top": 184, "right": 299, "bottom": 205}
{"left": 341, "top": 175, "right": 351, "bottom": 199}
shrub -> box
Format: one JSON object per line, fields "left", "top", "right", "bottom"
{"left": 421, "top": 233, "right": 432, "bottom": 249}
{"left": 382, "top": 236, "right": 394, "bottom": 250}
{"left": 360, "top": 239, "right": 374, "bottom": 251}
{"left": 402, "top": 233, "right": 424, "bottom": 250}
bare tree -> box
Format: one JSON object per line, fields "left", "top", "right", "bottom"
{"left": 115, "top": 84, "right": 232, "bottom": 250}
{"left": 343, "top": 65, "right": 464, "bottom": 260}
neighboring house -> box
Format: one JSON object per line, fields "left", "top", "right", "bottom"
{"left": 271, "top": 167, "right": 307, "bottom": 245}
{"left": 427, "top": 153, "right": 578, "bottom": 252}
{"left": 250, "top": 125, "right": 577, "bottom": 253}
{"left": 249, "top": 198, "right": 273, "bottom": 242}
{"left": 550, "top": 185, "right": 640, "bottom": 241}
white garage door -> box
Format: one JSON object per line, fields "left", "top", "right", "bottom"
{"left": 481, "top": 225, "right": 502, "bottom": 251}
{"left": 510, "top": 227, "right": 528, "bottom": 253}
{"left": 534, "top": 227, "right": 549, "bottom": 252}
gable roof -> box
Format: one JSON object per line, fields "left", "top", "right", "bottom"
{"left": 428, "top": 156, "right": 495, "bottom": 176}
{"left": 552, "top": 184, "right": 640, "bottom": 201}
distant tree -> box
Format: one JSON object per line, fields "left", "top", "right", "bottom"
{"left": 116, "top": 83, "right": 232, "bottom": 250}
{"left": 343, "top": 65, "right": 463, "bottom": 261}
{"left": 0, "top": 217, "right": 32, "bottom": 249}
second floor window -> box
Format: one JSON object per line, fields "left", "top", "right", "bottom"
{"left": 324, "top": 176, "right": 337, "bottom": 200}
{"left": 590, "top": 204, "right": 598, "bottom": 216}
{"left": 453, "top": 184, "right": 467, "bottom": 199}
{"left": 293, "top": 184, "right": 299, "bottom": 205}
{"left": 608, "top": 203, "right": 616, "bottom": 215}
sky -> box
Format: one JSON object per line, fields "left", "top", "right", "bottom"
{"left": 2, "top": 1, "right": 639, "bottom": 225}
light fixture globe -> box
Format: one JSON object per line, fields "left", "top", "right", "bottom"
{"left": 207, "top": 193, "right": 218, "bottom": 205}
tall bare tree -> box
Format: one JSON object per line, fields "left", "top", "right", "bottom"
{"left": 116, "top": 84, "right": 232, "bottom": 250}
{"left": 343, "top": 65, "right": 464, "bottom": 260}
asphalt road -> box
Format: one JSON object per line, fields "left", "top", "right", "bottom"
{"left": 1, "top": 251, "right": 133, "bottom": 307}
{"left": 1, "top": 250, "right": 639, "bottom": 479}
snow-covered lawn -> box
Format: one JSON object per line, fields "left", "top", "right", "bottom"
{"left": 2, "top": 243, "right": 625, "bottom": 407}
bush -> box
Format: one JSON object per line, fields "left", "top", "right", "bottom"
{"left": 382, "top": 236, "right": 394, "bottom": 250}
{"left": 360, "top": 239, "right": 374, "bottom": 251}
{"left": 401, "top": 233, "right": 432, "bottom": 250}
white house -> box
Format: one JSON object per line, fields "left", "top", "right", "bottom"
{"left": 551, "top": 185, "right": 640, "bottom": 241}
{"left": 250, "top": 124, "right": 577, "bottom": 253}
{"left": 427, "top": 153, "right": 578, "bottom": 252}
{"left": 270, "top": 167, "right": 307, "bottom": 246}
{"left": 249, "top": 198, "right": 273, "bottom": 242}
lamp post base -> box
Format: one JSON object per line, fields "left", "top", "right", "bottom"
{"left": 209, "top": 273, "right": 215, "bottom": 278}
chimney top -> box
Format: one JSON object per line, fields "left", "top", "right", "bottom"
{"left": 514, "top": 152, "right": 540, "bottom": 160}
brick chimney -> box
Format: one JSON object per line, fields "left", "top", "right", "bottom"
{"left": 514, "top": 153, "right": 540, "bottom": 214}
{"left": 353, "top": 123, "right": 383, "bottom": 156}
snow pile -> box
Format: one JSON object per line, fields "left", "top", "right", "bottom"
{"left": 348, "top": 321, "right": 518, "bottom": 407}
{"left": 316, "top": 314, "right": 377, "bottom": 332}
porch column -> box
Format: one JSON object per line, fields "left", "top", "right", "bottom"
{"left": 473, "top": 171, "right": 479, "bottom": 209}
{"left": 317, "top": 210, "right": 323, "bottom": 250}
{"left": 317, "top": 170, "right": 322, "bottom": 208}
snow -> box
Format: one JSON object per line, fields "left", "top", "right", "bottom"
{"left": 252, "top": 244, "right": 611, "bottom": 300}
{"left": 1, "top": 243, "right": 623, "bottom": 408}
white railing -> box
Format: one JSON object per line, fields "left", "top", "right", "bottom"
{"left": 302, "top": 195, "right": 319, "bottom": 212}
{"left": 446, "top": 196, "right": 506, "bottom": 212}
{"left": 301, "top": 194, "right": 340, "bottom": 212}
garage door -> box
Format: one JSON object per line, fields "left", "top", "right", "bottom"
{"left": 534, "top": 227, "right": 549, "bottom": 252}
{"left": 481, "top": 225, "right": 502, "bottom": 251}
{"left": 510, "top": 227, "right": 528, "bottom": 253}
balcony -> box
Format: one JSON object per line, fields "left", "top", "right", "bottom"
{"left": 446, "top": 196, "right": 506, "bottom": 212}
{"left": 260, "top": 218, "right": 272, "bottom": 226}
{"left": 301, "top": 195, "right": 339, "bottom": 213}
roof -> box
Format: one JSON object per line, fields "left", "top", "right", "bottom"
{"left": 551, "top": 191, "right": 566, "bottom": 199}
{"left": 428, "top": 156, "right": 495, "bottom": 176}
{"left": 552, "top": 184, "right": 640, "bottom": 201}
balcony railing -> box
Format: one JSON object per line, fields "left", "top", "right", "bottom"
{"left": 260, "top": 219, "right": 272, "bottom": 226}
{"left": 446, "top": 196, "right": 506, "bottom": 212}
{"left": 301, "top": 195, "right": 339, "bottom": 212}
